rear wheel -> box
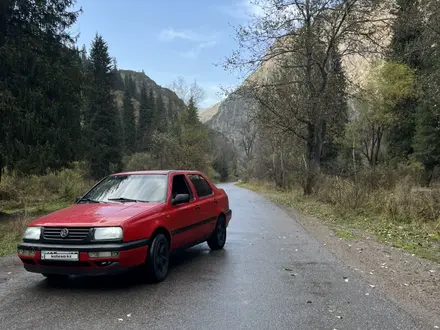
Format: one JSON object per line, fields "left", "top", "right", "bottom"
{"left": 207, "top": 216, "right": 227, "bottom": 250}
{"left": 146, "top": 233, "right": 170, "bottom": 283}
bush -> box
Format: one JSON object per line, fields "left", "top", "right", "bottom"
{"left": 0, "top": 168, "right": 93, "bottom": 212}
{"left": 313, "top": 165, "right": 440, "bottom": 224}
{"left": 123, "top": 153, "right": 157, "bottom": 171}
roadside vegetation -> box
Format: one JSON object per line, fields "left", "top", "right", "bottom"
{"left": 224, "top": 1, "right": 440, "bottom": 263}
{"left": 239, "top": 176, "right": 440, "bottom": 263}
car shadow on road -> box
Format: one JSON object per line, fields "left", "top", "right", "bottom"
{"left": 34, "top": 245, "right": 228, "bottom": 292}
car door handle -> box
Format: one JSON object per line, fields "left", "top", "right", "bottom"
{"left": 213, "top": 199, "right": 218, "bottom": 204}
{"left": 195, "top": 205, "right": 200, "bottom": 210}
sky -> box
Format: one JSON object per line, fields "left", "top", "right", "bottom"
{"left": 71, "top": 0, "right": 262, "bottom": 108}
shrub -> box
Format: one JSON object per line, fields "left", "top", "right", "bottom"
{"left": 0, "top": 168, "right": 93, "bottom": 212}
{"left": 123, "top": 153, "right": 157, "bottom": 171}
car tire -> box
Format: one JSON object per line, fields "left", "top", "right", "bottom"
{"left": 207, "top": 215, "right": 227, "bottom": 250}
{"left": 146, "top": 233, "right": 170, "bottom": 283}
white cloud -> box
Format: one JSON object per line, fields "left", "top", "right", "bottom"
{"left": 179, "top": 41, "right": 217, "bottom": 59}
{"left": 158, "top": 28, "right": 220, "bottom": 59}
{"left": 158, "top": 28, "right": 219, "bottom": 43}
{"left": 220, "top": 0, "right": 265, "bottom": 20}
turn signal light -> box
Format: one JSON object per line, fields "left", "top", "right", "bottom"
{"left": 18, "top": 249, "right": 35, "bottom": 257}
{"left": 88, "top": 251, "right": 119, "bottom": 258}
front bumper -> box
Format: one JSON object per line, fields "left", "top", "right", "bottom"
{"left": 17, "top": 239, "right": 149, "bottom": 276}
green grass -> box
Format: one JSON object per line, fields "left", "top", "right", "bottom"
{"left": 335, "top": 229, "right": 360, "bottom": 240}
{"left": 238, "top": 181, "right": 440, "bottom": 263}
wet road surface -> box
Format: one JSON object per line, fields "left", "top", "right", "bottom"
{"left": 0, "top": 183, "right": 430, "bottom": 329}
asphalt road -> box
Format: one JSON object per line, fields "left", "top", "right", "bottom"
{"left": 0, "top": 183, "right": 430, "bottom": 330}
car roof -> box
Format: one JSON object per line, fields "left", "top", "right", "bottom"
{"left": 111, "top": 170, "right": 203, "bottom": 176}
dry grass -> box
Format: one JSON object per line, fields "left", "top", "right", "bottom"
{"left": 0, "top": 216, "right": 33, "bottom": 256}
{"left": 0, "top": 167, "right": 95, "bottom": 256}
{"left": 0, "top": 166, "right": 94, "bottom": 214}
{"left": 239, "top": 175, "right": 440, "bottom": 263}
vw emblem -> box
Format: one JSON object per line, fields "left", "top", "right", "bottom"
{"left": 60, "top": 228, "right": 69, "bottom": 238}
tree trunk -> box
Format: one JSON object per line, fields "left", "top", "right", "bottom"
{"left": 304, "top": 122, "right": 324, "bottom": 195}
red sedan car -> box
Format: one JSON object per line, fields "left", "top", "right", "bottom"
{"left": 17, "top": 170, "right": 232, "bottom": 282}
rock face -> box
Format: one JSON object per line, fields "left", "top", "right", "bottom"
{"left": 205, "top": 91, "right": 259, "bottom": 154}
{"left": 199, "top": 102, "right": 221, "bottom": 123}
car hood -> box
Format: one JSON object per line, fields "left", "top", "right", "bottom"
{"left": 30, "top": 202, "right": 163, "bottom": 227}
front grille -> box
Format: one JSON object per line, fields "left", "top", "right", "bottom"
{"left": 43, "top": 227, "right": 91, "bottom": 242}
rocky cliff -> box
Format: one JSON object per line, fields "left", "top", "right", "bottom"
{"left": 205, "top": 92, "right": 259, "bottom": 153}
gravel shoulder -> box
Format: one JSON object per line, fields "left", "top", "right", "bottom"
{"left": 261, "top": 191, "right": 440, "bottom": 327}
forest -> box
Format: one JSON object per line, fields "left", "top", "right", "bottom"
{"left": 0, "top": 0, "right": 235, "bottom": 220}
{"left": 225, "top": 0, "right": 440, "bottom": 261}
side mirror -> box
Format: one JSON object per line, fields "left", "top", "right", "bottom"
{"left": 75, "top": 196, "right": 82, "bottom": 203}
{"left": 172, "top": 194, "right": 190, "bottom": 205}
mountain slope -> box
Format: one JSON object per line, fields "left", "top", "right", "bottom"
{"left": 119, "top": 70, "right": 185, "bottom": 110}
{"left": 199, "top": 102, "right": 221, "bottom": 123}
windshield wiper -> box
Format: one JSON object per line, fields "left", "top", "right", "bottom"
{"left": 107, "top": 197, "right": 148, "bottom": 203}
{"left": 78, "top": 198, "right": 101, "bottom": 204}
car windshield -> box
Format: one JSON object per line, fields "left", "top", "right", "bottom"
{"left": 81, "top": 174, "right": 167, "bottom": 203}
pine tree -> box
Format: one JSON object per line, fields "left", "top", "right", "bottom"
{"left": 413, "top": 102, "right": 440, "bottom": 185}
{"left": 386, "top": 0, "right": 423, "bottom": 161}
{"left": 321, "top": 53, "right": 348, "bottom": 171}
{"left": 0, "top": 0, "right": 83, "bottom": 175}
{"left": 137, "top": 82, "right": 149, "bottom": 151}
{"left": 86, "top": 34, "right": 122, "bottom": 179}
{"left": 154, "top": 93, "right": 167, "bottom": 133}
{"left": 186, "top": 96, "right": 200, "bottom": 125}
{"left": 145, "top": 88, "right": 156, "bottom": 147}
{"left": 80, "top": 45, "right": 89, "bottom": 68}
{"left": 179, "top": 96, "right": 209, "bottom": 170}
{"left": 111, "top": 58, "right": 124, "bottom": 91}
{"left": 122, "top": 88, "right": 136, "bottom": 153}
{"left": 123, "top": 74, "right": 137, "bottom": 98}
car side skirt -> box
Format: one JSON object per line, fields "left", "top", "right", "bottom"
{"left": 170, "top": 217, "right": 217, "bottom": 236}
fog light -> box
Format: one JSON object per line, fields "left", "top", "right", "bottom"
{"left": 88, "top": 251, "right": 119, "bottom": 258}
{"left": 18, "top": 249, "right": 35, "bottom": 257}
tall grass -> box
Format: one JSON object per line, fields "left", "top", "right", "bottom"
{"left": 0, "top": 167, "right": 94, "bottom": 214}
{"left": 240, "top": 166, "right": 440, "bottom": 262}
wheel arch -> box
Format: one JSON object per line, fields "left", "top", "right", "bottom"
{"left": 150, "top": 227, "right": 172, "bottom": 249}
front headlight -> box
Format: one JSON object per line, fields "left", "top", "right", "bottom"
{"left": 23, "top": 227, "right": 42, "bottom": 240}
{"left": 93, "top": 227, "right": 123, "bottom": 240}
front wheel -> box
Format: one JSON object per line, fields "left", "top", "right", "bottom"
{"left": 207, "top": 216, "right": 227, "bottom": 250}
{"left": 146, "top": 233, "right": 170, "bottom": 283}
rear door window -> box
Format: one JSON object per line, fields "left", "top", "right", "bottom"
{"left": 188, "top": 174, "right": 213, "bottom": 198}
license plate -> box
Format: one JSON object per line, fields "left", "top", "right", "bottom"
{"left": 41, "top": 251, "right": 79, "bottom": 261}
